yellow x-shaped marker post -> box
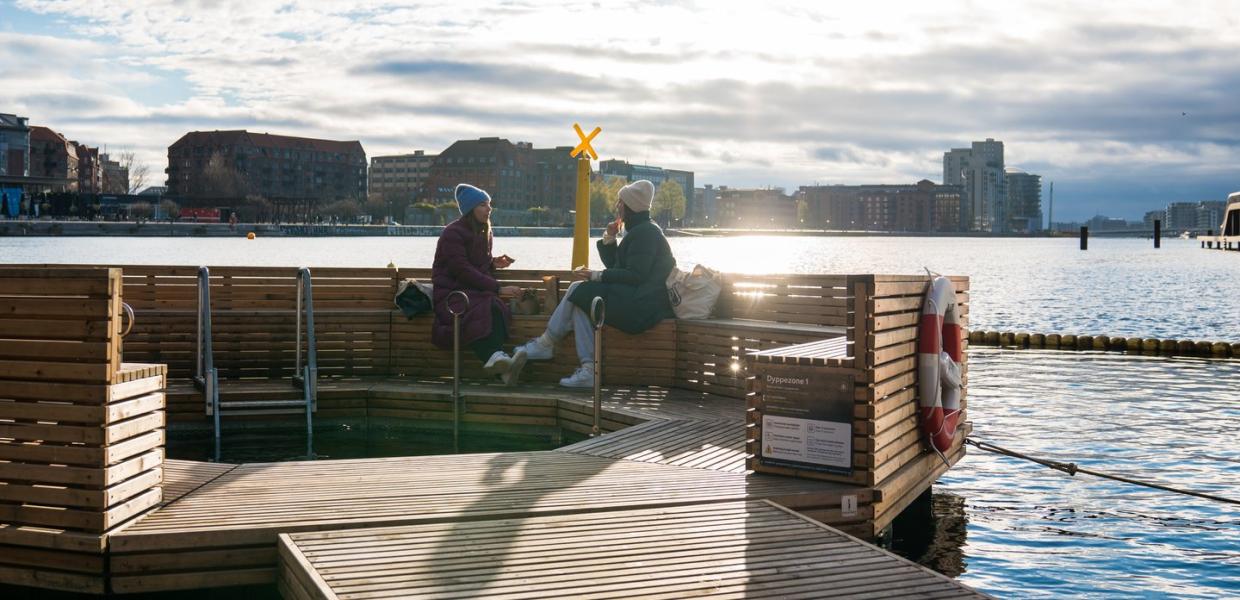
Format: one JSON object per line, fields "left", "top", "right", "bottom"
{"left": 570, "top": 123, "right": 601, "bottom": 160}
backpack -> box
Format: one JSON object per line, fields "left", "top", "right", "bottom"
{"left": 665, "top": 264, "right": 722, "bottom": 320}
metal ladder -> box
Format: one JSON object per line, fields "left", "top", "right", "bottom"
{"left": 195, "top": 266, "right": 317, "bottom": 461}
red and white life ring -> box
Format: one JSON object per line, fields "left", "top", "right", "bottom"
{"left": 918, "top": 276, "right": 963, "bottom": 454}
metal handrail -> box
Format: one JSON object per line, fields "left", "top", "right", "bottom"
{"left": 446, "top": 290, "right": 470, "bottom": 453}
{"left": 195, "top": 266, "right": 213, "bottom": 388}
{"left": 295, "top": 267, "right": 318, "bottom": 458}
{"left": 294, "top": 267, "right": 318, "bottom": 409}
{"left": 194, "top": 266, "right": 222, "bottom": 461}
{"left": 590, "top": 296, "right": 606, "bottom": 437}
{"left": 120, "top": 302, "right": 135, "bottom": 338}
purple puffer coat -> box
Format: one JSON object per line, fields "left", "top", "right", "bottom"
{"left": 431, "top": 218, "right": 511, "bottom": 349}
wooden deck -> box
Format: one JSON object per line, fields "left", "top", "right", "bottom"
{"left": 278, "top": 500, "right": 990, "bottom": 600}
{"left": 160, "top": 459, "right": 237, "bottom": 506}
{"left": 109, "top": 453, "right": 871, "bottom": 593}
{"left": 559, "top": 419, "right": 748, "bottom": 473}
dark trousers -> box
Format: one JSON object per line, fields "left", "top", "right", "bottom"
{"left": 470, "top": 306, "right": 508, "bottom": 362}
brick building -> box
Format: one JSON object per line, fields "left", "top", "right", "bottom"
{"left": 716, "top": 188, "right": 797, "bottom": 229}
{"left": 166, "top": 130, "right": 366, "bottom": 203}
{"left": 73, "top": 143, "right": 102, "bottom": 194}
{"left": 101, "top": 153, "right": 129, "bottom": 194}
{"left": 799, "top": 180, "right": 962, "bottom": 232}
{"left": 369, "top": 150, "right": 436, "bottom": 202}
{"left": 29, "top": 125, "right": 78, "bottom": 192}
{"left": 422, "top": 137, "right": 583, "bottom": 224}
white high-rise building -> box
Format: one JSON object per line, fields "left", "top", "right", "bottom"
{"left": 942, "top": 138, "right": 1007, "bottom": 232}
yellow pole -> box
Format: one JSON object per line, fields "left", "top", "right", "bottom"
{"left": 571, "top": 156, "right": 591, "bottom": 269}
{"left": 568, "top": 123, "right": 601, "bottom": 269}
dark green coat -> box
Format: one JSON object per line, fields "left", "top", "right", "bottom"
{"left": 569, "top": 211, "right": 676, "bottom": 334}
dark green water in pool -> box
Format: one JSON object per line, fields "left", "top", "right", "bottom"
{"left": 164, "top": 420, "right": 574, "bottom": 464}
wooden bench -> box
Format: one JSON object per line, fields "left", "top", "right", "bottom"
{"left": 0, "top": 267, "right": 167, "bottom": 593}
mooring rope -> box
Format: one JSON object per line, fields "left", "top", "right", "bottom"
{"left": 965, "top": 438, "right": 1240, "bottom": 506}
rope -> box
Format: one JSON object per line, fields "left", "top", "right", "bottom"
{"left": 965, "top": 438, "right": 1240, "bottom": 506}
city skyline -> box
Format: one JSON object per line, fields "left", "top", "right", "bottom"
{"left": 2, "top": 0, "right": 1238, "bottom": 221}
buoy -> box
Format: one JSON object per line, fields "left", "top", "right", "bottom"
{"left": 1109, "top": 336, "right": 1126, "bottom": 351}
{"left": 1159, "top": 339, "right": 1176, "bottom": 353}
{"left": 1093, "top": 335, "right": 1109, "bottom": 350}
{"left": 1046, "top": 333, "right": 1061, "bottom": 348}
{"left": 1211, "top": 342, "right": 1229, "bottom": 357}
{"left": 1194, "top": 341, "right": 1212, "bottom": 355}
{"left": 1232, "top": 343, "right": 1240, "bottom": 357}
{"left": 1030, "top": 333, "right": 1045, "bottom": 347}
{"left": 1014, "top": 332, "right": 1030, "bottom": 347}
{"left": 984, "top": 331, "right": 1000, "bottom": 345}
{"left": 247, "top": 232, "right": 256, "bottom": 240}
{"left": 1061, "top": 334, "right": 1077, "bottom": 349}
{"left": 998, "top": 332, "right": 1014, "bottom": 346}
{"left": 1077, "top": 335, "right": 1093, "bottom": 350}
{"left": 386, "top": 261, "right": 396, "bottom": 268}
{"left": 917, "top": 276, "right": 963, "bottom": 454}
{"left": 1142, "top": 338, "right": 1159, "bottom": 352}
{"left": 1177, "top": 340, "right": 1195, "bottom": 354}
{"left": 1125, "top": 338, "right": 1142, "bottom": 352}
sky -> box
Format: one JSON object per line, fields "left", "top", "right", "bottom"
{"left": 2, "top": 0, "right": 1238, "bottom": 222}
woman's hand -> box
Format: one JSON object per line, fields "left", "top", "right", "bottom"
{"left": 498, "top": 285, "right": 522, "bottom": 298}
{"left": 492, "top": 254, "right": 515, "bottom": 269}
{"left": 605, "top": 219, "right": 621, "bottom": 237}
{"left": 571, "top": 269, "right": 594, "bottom": 281}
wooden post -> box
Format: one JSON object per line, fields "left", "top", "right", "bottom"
{"left": 1080, "top": 226, "right": 1088, "bottom": 250}
{"left": 1154, "top": 219, "right": 1161, "bottom": 248}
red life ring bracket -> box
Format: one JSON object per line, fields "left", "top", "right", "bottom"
{"left": 917, "top": 276, "right": 963, "bottom": 454}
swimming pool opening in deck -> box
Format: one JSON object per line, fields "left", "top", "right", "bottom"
{"left": 0, "top": 265, "right": 973, "bottom": 596}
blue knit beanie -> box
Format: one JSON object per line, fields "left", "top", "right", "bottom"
{"left": 455, "top": 184, "right": 491, "bottom": 215}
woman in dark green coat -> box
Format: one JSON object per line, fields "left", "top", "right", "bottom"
{"left": 516, "top": 179, "right": 676, "bottom": 387}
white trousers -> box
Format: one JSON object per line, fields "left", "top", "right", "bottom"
{"left": 545, "top": 280, "right": 596, "bottom": 365}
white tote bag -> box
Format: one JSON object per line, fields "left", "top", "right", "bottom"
{"left": 665, "top": 264, "right": 722, "bottom": 320}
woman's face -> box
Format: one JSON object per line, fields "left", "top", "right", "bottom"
{"left": 471, "top": 200, "right": 492, "bottom": 222}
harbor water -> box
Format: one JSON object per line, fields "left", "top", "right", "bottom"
{"left": 4, "top": 235, "right": 1237, "bottom": 598}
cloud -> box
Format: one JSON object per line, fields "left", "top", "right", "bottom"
{"left": 4, "top": 0, "right": 1239, "bottom": 220}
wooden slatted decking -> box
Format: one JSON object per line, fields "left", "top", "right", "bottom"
{"left": 160, "top": 459, "right": 237, "bottom": 506}
{"left": 559, "top": 419, "right": 748, "bottom": 473}
{"left": 108, "top": 452, "right": 872, "bottom": 593}
{"left": 278, "top": 500, "right": 990, "bottom": 600}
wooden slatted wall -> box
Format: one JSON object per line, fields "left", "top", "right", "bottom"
{"left": 745, "top": 274, "right": 970, "bottom": 537}
{"left": 117, "top": 265, "right": 397, "bottom": 380}
{"left": 388, "top": 269, "right": 676, "bottom": 387}
{"left": 675, "top": 274, "right": 854, "bottom": 399}
{"left": 862, "top": 275, "right": 969, "bottom": 535}
{"left": 0, "top": 267, "right": 167, "bottom": 593}
{"left": 717, "top": 273, "right": 854, "bottom": 326}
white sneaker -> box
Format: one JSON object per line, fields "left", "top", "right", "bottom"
{"left": 518, "top": 334, "right": 555, "bottom": 361}
{"left": 559, "top": 364, "right": 595, "bottom": 388}
{"left": 483, "top": 351, "right": 512, "bottom": 377}
{"left": 502, "top": 348, "right": 528, "bottom": 386}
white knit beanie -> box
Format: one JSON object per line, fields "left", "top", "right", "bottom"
{"left": 618, "top": 180, "right": 655, "bottom": 213}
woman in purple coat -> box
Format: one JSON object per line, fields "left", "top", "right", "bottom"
{"left": 431, "top": 184, "right": 527, "bottom": 384}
